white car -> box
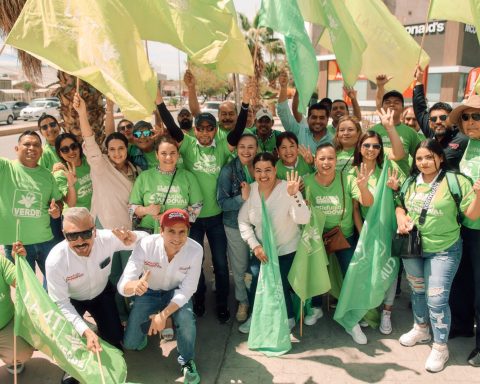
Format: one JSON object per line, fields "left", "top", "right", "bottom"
{"left": 201, "top": 101, "right": 221, "bottom": 119}
{"left": 0, "top": 103, "right": 14, "bottom": 125}
{"left": 20, "top": 100, "right": 60, "bottom": 121}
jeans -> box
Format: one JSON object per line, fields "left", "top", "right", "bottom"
{"left": 224, "top": 225, "right": 249, "bottom": 304}
{"left": 4, "top": 238, "right": 57, "bottom": 278}
{"left": 189, "top": 214, "right": 229, "bottom": 309}
{"left": 403, "top": 238, "right": 462, "bottom": 344}
{"left": 247, "top": 252, "right": 295, "bottom": 319}
{"left": 123, "top": 289, "right": 196, "bottom": 365}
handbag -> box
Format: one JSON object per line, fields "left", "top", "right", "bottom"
{"left": 322, "top": 173, "right": 351, "bottom": 254}
{"left": 392, "top": 171, "right": 445, "bottom": 259}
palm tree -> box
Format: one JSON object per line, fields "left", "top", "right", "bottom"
{"left": 0, "top": 1, "right": 105, "bottom": 144}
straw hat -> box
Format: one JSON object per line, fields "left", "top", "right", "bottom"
{"left": 449, "top": 95, "right": 480, "bottom": 127}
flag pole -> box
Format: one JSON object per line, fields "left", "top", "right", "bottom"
{"left": 416, "top": 0, "right": 432, "bottom": 67}
{"left": 13, "top": 219, "right": 20, "bottom": 384}
{"left": 300, "top": 301, "right": 303, "bottom": 337}
{"left": 76, "top": 77, "right": 80, "bottom": 93}
{"left": 0, "top": 43, "right": 7, "bottom": 56}
{"left": 96, "top": 350, "right": 106, "bottom": 384}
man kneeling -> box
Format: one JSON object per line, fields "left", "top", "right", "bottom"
{"left": 119, "top": 208, "right": 203, "bottom": 384}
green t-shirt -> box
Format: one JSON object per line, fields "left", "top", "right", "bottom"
{"left": 0, "top": 256, "right": 15, "bottom": 329}
{"left": 371, "top": 122, "right": 421, "bottom": 175}
{"left": 251, "top": 128, "right": 282, "bottom": 153}
{"left": 304, "top": 171, "right": 360, "bottom": 238}
{"left": 0, "top": 159, "right": 62, "bottom": 245}
{"left": 417, "top": 130, "right": 426, "bottom": 140}
{"left": 336, "top": 148, "right": 355, "bottom": 173}
{"left": 54, "top": 157, "right": 93, "bottom": 210}
{"left": 460, "top": 139, "right": 480, "bottom": 229}
{"left": 327, "top": 124, "right": 336, "bottom": 137}
{"left": 38, "top": 143, "right": 61, "bottom": 171}
{"left": 129, "top": 168, "right": 203, "bottom": 229}
{"left": 144, "top": 150, "right": 159, "bottom": 169}
{"left": 180, "top": 135, "right": 232, "bottom": 217}
{"left": 400, "top": 174, "right": 474, "bottom": 253}
{"left": 276, "top": 155, "right": 313, "bottom": 180}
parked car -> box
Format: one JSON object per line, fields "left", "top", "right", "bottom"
{"left": 0, "top": 103, "right": 14, "bottom": 125}
{"left": 201, "top": 101, "right": 222, "bottom": 119}
{"left": 20, "top": 100, "right": 60, "bottom": 121}
{"left": 2, "top": 101, "right": 29, "bottom": 120}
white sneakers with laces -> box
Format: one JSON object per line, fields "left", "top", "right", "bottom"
{"left": 399, "top": 324, "right": 431, "bottom": 347}
{"left": 379, "top": 310, "right": 392, "bottom": 335}
{"left": 425, "top": 343, "right": 449, "bottom": 373}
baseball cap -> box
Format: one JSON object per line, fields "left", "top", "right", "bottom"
{"left": 160, "top": 208, "right": 190, "bottom": 228}
{"left": 195, "top": 112, "right": 216, "bottom": 127}
{"left": 255, "top": 108, "right": 273, "bottom": 120}
{"left": 382, "top": 91, "right": 404, "bottom": 107}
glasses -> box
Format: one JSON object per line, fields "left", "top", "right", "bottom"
{"left": 429, "top": 115, "right": 448, "bottom": 123}
{"left": 119, "top": 123, "right": 133, "bottom": 131}
{"left": 64, "top": 227, "right": 94, "bottom": 242}
{"left": 40, "top": 121, "right": 58, "bottom": 130}
{"left": 362, "top": 143, "right": 381, "bottom": 150}
{"left": 59, "top": 142, "right": 80, "bottom": 154}
{"left": 196, "top": 125, "right": 215, "bottom": 132}
{"left": 461, "top": 113, "right": 480, "bottom": 122}
{"left": 133, "top": 130, "right": 153, "bottom": 138}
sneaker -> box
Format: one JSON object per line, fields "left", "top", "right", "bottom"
{"left": 236, "top": 303, "right": 249, "bottom": 323}
{"left": 425, "top": 344, "right": 449, "bottom": 373}
{"left": 468, "top": 348, "right": 480, "bottom": 367}
{"left": 359, "top": 320, "right": 369, "bottom": 328}
{"left": 61, "top": 372, "right": 80, "bottom": 384}
{"left": 379, "top": 310, "right": 392, "bottom": 335}
{"left": 288, "top": 317, "right": 296, "bottom": 331}
{"left": 182, "top": 360, "right": 201, "bottom": 384}
{"left": 6, "top": 363, "right": 24, "bottom": 374}
{"left": 238, "top": 316, "right": 251, "bottom": 334}
{"left": 304, "top": 307, "right": 323, "bottom": 326}
{"left": 217, "top": 306, "right": 231, "bottom": 323}
{"left": 347, "top": 324, "right": 367, "bottom": 345}
{"left": 399, "top": 324, "right": 431, "bottom": 347}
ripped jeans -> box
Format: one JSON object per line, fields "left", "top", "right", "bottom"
{"left": 403, "top": 239, "right": 461, "bottom": 344}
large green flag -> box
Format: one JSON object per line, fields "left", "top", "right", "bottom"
{"left": 120, "top": 0, "right": 253, "bottom": 76}
{"left": 334, "top": 161, "right": 399, "bottom": 331}
{"left": 288, "top": 207, "right": 330, "bottom": 301}
{"left": 248, "top": 197, "right": 291, "bottom": 356}
{"left": 297, "top": 0, "right": 367, "bottom": 86}
{"left": 258, "top": 0, "right": 318, "bottom": 114}
{"left": 6, "top": 0, "right": 157, "bottom": 120}
{"left": 14, "top": 256, "right": 127, "bottom": 384}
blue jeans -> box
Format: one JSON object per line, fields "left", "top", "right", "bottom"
{"left": 403, "top": 239, "right": 462, "bottom": 344}
{"left": 4, "top": 238, "right": 57, "bottom": 277}
{"left": 123, "top": 289, "right": 196, "bottom": 365}
{"left": 189, "top": 214, "right": 229, "bottom": 309}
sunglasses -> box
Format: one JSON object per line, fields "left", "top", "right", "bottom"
{"left": 133, "top": 130, "right": 153, "bottom": 138}
{"left": 59, "top": 142, "right": 81, "bottom": 154}
{"left": 196, "top": 125, "right": 215, "bottom": 133}
{"left": 429, "top": 115, "right": 448, "bottom": 123}
{"left": 40, "top": 121, "right": 58, "bottom": 130}
{"left": 64, "top": 227, "right": 94, "bottom": 242}
{"left": 119, "top": 123, "right": 133, "bottom": 131}
{"left": 362, "top": 143, "right": 381, "bottom": 150}
{"left": 461, "top": 113, "right": 480, "bottom": 122}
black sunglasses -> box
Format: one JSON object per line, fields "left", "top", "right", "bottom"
{"left": 119, "top": 123, "right": 133, "bottom": 131}
{"left": 196, "top": 125, "right": 215, "bottom": 132}
{"left": 40, "top": 121, "right": 58, "bottom": 130}
{"left": 133, "top": 130, "right": 153, "bottom": 138}
{"left": 64, "top": 227, "right": 94, "bottom": 242}
{"left": 461, "top": 113, "right": 480, "bottom": 122}
{"left": 429, "top": 115, "right": 448, "bottom": 123}
{"left": 362, "top": 143, "right": 381, "bottom": 150}
{"left": 59, "top": 142, "right": 81, "bottom": 154}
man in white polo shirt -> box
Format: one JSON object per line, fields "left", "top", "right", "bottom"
{"left": 119, "top": 208, "right": 203, "bottom": 384}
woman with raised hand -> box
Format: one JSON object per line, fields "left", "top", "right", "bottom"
{"left": 237, "top": 152, "right": 310, "bottom": 334}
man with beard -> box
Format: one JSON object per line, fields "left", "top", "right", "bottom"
{"left": 251, "top": 108, "right": 282, "bottom": 154}
{"left": 177, "top": 107, "right": 194, "bottom": 135}
{"left": 413, "top": 66, "right": 468, "bottom": 171}
{"left": 277, "top": 70, "right": 333, "bottom": 153}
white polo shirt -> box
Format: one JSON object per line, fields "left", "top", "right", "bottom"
{"left": 46, "top": 229, "right": 147, "bottom": 336}
{"left": 118, "top": 235, "right": 202, "bottom": 308}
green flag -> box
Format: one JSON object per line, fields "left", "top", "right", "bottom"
{"left": 6, "top": 0, "right": 157, "bottom": 120}
{"left": 248, "top": 197, "right": 291, "bottom": 356}
{"left": 297, "top": 0, "right": 367, "bottom": 86}
{"left": 288, "top": 207, "right": 330, "bottom": 301}
{"left": 334, "top": 161, "right": 399, "bottom": 331}
{"left": 258, "top": 0, "right": 318, "bottom": 114}
{"left": 120, "top": 0, "right": 253, "bottom": 76}
{"left": 14, "top": 256, "right": 127, "bottom": 384}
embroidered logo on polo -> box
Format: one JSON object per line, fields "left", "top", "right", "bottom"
{"left": 13, "top": 190, "right": 42, "bottom": 217}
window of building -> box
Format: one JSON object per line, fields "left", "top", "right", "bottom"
{"left": 426, "top": 73, "right": 442, "bottom": 102}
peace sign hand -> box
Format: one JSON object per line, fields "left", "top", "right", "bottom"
{"left": 387, "top": 167, "right": 400, "bottom": 191}
{"left": 355, "top": 163, "right": 373, "bottom": 190}
{"left": 377, "top": 107, "right": 395, "bottom": 131}
{"left": 286, "top": 170, "right": 301, "bottom": 196}
{"left": 65, "top": 162, "right": 77, "bottom": 188}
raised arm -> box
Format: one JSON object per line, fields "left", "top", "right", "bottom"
{"left": 104, "top": 98, "right": 115, "bottom": 137}
{"left": 377, "top": 107, "right": 406, "bottom": 161}
{"left": 277, "top": 70, "right": 301, "bottom": 136}
{"left": 226, "top": 79, "right": 255, "bottom": 150}
{"left": 375, "top": 74, "right": 392, "bottom": 111}
{"left": 344, "top": 86, "right": 362, "bottom": 121}
{"left": 73, "top": 92, "right": 94, "bottom": 138}
{"left": 156, "top": 89, "right": 184, "bottom": 143}
{"left": 184, "top": 69, "right": 201, "bottom": 117}
{"left": 292, "top": 90, "right": 303, "bottom": 123}
{"left": 412, "top": 66, "right": 434, "bottom": 138}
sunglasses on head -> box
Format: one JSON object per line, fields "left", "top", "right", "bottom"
{"left": 59, "top": 142, "right": 80, "bottom": 154}
{"left": 40, "top": 121, "right": 58, "bottom": 130}
{"left": 196, "top": 125, "right": 215, "bottom": 133}
{"left": 133, "top": 130, "right": 153, "bottom": 138}
{"left": 461, "top": 113, "right": 480, "bottom": 122}
{"left": 119, "top": 123, "right": 133, "bottom": 131}
{"left": 362, "top": 143, "right": 381, "bottom": 150}
{"left": 429, "top": 115, "right": 448, "bottom": 123}
{"left": 64, "top": 227, "right": 94, "bottom": 242}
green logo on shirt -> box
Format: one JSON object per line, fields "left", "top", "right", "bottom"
{"left": 13, "top": 190, "right": 42, "bottom": 217}
{"left": 192, "top": 153, "right": 220, "bottom": 174}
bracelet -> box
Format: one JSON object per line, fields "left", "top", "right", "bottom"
{"left": 240, "top": 103, "right": 249, "bottom": 111}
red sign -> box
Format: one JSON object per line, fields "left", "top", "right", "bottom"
{"left": 403, "top": 66, "right": 429, "bottom": 99}
{"left": 464, "top": 67, "right": 480, "bottom": 98}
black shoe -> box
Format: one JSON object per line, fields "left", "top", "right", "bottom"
{"left": 468, "top": 348, "right": 480, "bottom": 367}
{"left": 217, "top": 307, "right": 231, "bottom": 323}
{"left": 61, "top": 372, "right": 80, "bottom": 384}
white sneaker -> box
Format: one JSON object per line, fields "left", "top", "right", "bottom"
{"left": 238, "top": 316, "right": 251, "bottom": 334}
{"left": 347, "top": 324, "right": 367, "bottom": 345}
{"left": 379, "top": 310, "right": 392, "bottom": 335}
{"left": 399, "top": 324, "right": 431, "bottom": 347}
{"left": 425, "top": 344, "right": 449, "bottom": 372}
{"left": 359, "top": 320, "right": 369, "bottom": 328}
{"left": 304, "top": 307, "right": 324, "bottom": 326}
{"left": 288, "top": 317, "right": 296, "bottom": 330}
